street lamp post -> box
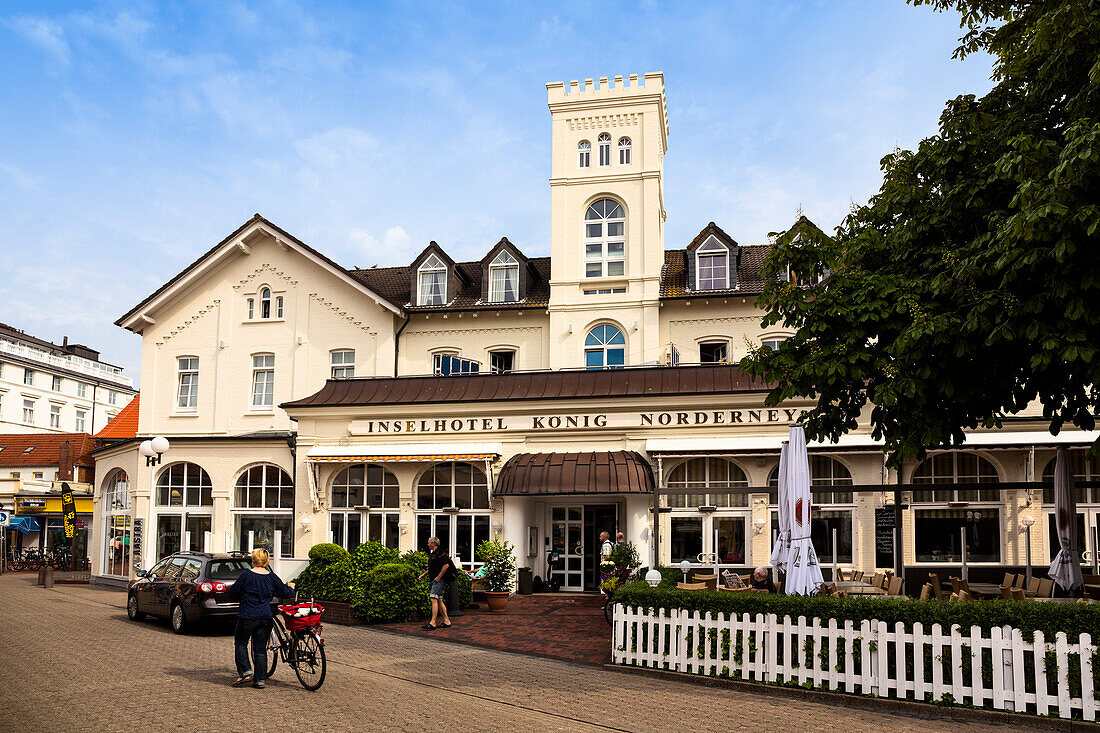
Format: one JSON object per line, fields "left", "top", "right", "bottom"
{"left": 1021, "top": 514, "right": 1035, "bottom": 589}
{"left": 138, "top": 437, "right": 169, "bottom": 571}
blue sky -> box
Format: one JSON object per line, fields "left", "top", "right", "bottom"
{"left": 0, "top": 1, "right": 994, "bottom": 381}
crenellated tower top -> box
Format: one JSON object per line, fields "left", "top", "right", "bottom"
{"left": 547, "top": 72, "right": 668, "bottom": 147}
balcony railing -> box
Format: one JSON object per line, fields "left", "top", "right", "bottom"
{"left": 0, "top": 338, "right": 133, "bottom": 388}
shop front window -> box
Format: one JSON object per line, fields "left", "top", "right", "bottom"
{"left": 911, "top": 452, "right": 1000, "bottom": 503}
{"left": 665, "top": 457, "right": 748, "bottom": 508}
{"left": 914, "top": 509, "right": 1001, "bottom": 563}
{"left": 415, "top": 462, "right": 491, "bottom": 568}
{"left": 155, "top": 463, "right": 213, "bottom": 560}
{"left": 235, "top": 514, "right": 292, "bottom": 557}
{"left": 769, "top": 509, "right": 853, "bottom": 564}
{"left": 330, "top": 463, "right": 400, "bottom": 551}
{"left": 233, "top": 464, "right": 294, "bottom": 556}
{"left": 670, "top": 517, "right": 703, "bottom": 564}
{"left": 102, "top": 469, "right": 131, "bottom": 577}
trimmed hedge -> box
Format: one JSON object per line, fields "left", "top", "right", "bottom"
{"left": 307, "top": 542, "right": 349, "bottom": 566}
{"left": 614, "top": 580, "right": 1100, "bottom": 639}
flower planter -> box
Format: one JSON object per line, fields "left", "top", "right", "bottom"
{"left": 484, "top": 591, "right": 509, "bottom": 612}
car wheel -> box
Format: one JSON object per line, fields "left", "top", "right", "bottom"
{"left": 127, "top": 593, "right": 146, "bottom": 621}
{"left": 170, "top": 602, "right": 188, "bottom": 634}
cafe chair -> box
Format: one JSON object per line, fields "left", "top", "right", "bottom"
{"left": 1011, "top": 587, "right": 1026, "bottom": 601}
{"left": 677, "top": 582, "right": 708, "bottom": 591}
{"left": 836, "top": 568, "right": 848, "bottom": 582}
{"left": 1028, "top": 577, "right": 1041, "bottom": 594}
{"left": 871, "top": 572, "right": 885, "bottom": 589}
{"left": 1037, "top": 578, "right": 1054, "bottom": 598}
{"left": 1002, "top": 572, "right": 1015, "bottom": 588}
{"left": 998, "top": 585, "right": 1013, "bottom": 599}
{"left": 928, "top": 573, "right": 947, "bottom": 601}
{"left": 887, "top": 576, "right": 903, "bottom": 596}
{"left": 1012, "top": 574, "right": 1026, "bottom": 590}
{"left": 950, "top": 577, "right": 970, "bottom": 595}
{"left": 774, "top": 580, "right": 784, "bottom": 596}
{"left": 919, "top": 583, "right": 932, "bottom": 600}
{"left": 691, "top": 573, "right": 719, "bottom": 591}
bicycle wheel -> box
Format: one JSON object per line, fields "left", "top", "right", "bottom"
{"left": 266, "top": 636, "right": 280, "bottom": 678}
{"left": 291, "top": 630, "right": 326, "bottom": 691}
{"left": 604, "top": 597, "right": 614, "bottom": 626}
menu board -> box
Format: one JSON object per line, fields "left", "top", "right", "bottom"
{"left": 132, "top": 518, "right": 144, "bottom": 572}
{"left": 875, "top": 508, "right": 895, "bottom": 569}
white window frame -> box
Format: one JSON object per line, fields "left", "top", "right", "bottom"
{"left": 761, "top": 337, "right": 787, "bottom": 351}
{"left": 488, "top": 251, "right": 519, "bottom": 303}
{"left": 578, "top": 140, "right": 591, "bottom": 168}
{"left": 489, "top": 349, "right": 516, "bottom": 374}
{"left": 23, "top": 399, "right": 34, "bottom": 424}
{"left": 695, "top": 236, "right": 729, "bottom": 290}
{"left": 75, "top": 410, "right": 86, "bottom": 433}
{"left": 51, "top": 375, "right": 62, "bottom": 392}
{"left": 247, "top": 298, "right": 255, "bottom": 320}
{"left": 597, "top": 133, "right": 611, "bottom": 166}
{"left": 76, "top": 382, "right": 87, "bottom": 398}
{"left": 618, "top": 137, "right": 631, "bottom": 164}
{"left": 418, "top": 254, "right": 447, "bottom": 306}
{"left": 431, "top": 350, "right": 459, "bottom": 375}
{"left": 176, "top": 356, "right": 199, "bottom": 410}
{"left": 49, "top": 404, "right": 61, "bottom": 428}
{"left": 260, "top": 288, "right": 272, "bottom": 319}
{"left": 699, "top": 340, "right": 729, "bottom": 363}
{"left": 584, "top": 199, "right": 625, "bottom": 278}
{"left": 250, "top": 353, "right": 275, "bottom": 409}
{"left": 24, "top": 368, "right": 33, "bottom": 386}
{"left": 108, "top": 390, "right": 117, "bottom": 405}
{"left": 331, "top": 350, "right": 355, "bottom": 379}
{"left": 276, "top": 295, "right": 284, "bottom": 318}
{"left": 584, "top": 325, "right": 626, "bottom": 369}
{"left": 101, "top": 469, "right": 131, "bottom": 578}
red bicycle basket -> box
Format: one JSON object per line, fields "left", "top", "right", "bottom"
{"left": 279, "top": 602, "right": 324, "bottom": 631}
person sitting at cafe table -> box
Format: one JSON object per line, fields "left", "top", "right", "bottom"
{"left": 751, "top": 566, "right": 776, "bottom": 593}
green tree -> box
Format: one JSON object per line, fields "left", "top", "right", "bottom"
{"left": 742, "top": 0, "right": 1100, "bottom": 461}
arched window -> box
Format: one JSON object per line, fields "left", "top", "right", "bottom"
{"left": 1041, "top": 450, "right": 1097, "bottom": 504}
{"left": 695, "top": 236, "right": 728, "bottom": 290}
{"left": 488, "top": 250, "right": 519, "bottom": 303}
{"left": 584, "top": 324, "right": 625, "bottom": 369}
{"left": 157, "top": 463, "right": 212, "bottom": 507}
{"left": 329, "top": 464, "right": 400, "bottom": 551}
{"left": 584, "top": 199, "right": 625, "bottom": 278}
{"left": 235, "top": 464, "right": 294, "bottom": 509}
{"left": 416, "top": 462, "right": 491, "bottom": 568}
{"left": 911, "top": 452, "right": 1000, "bottom": 503}
{"left": 418, "top": 254, "right": 447, "bottom": 306}
{"left": 618, "top": 137, "right": 631, "bottom": 164}
{"left": 260, "top": 288, "right": 272, "bottom": 319}
{"left": 598, "top": 133, "right": 611, "bottom": 166}
{"left": 233, "top": 465, "right": 294, "bottom": 557}
{"left": 768, "top": 455, "right": 853, "bottom": 504}
{"left": 767, "top": 455, "right": 854, "bottom": 564}
{"left": 666, "top": 458, "right": 748, "bottom": 508}
{"left": 578, "top": 140, "right": 591, "bottom": 168}
{"left": 102, "top": 470, "right": 131, "bottom": 577}
{"left": 761, "top": 337, "right": 788, "bottom": 351}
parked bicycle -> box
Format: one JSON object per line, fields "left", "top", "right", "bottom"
{"left": 265, "top": 598, "right": 327, "bottom": 691}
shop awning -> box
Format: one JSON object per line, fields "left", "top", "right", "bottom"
{"left": 8, "top": 516, "right": 41, "bottom": 533}
{"left": 495, "top": 451, "right": 655, "bottom": 496}
{"left": 305, "top": 443, "right": 502, "bottom": 463}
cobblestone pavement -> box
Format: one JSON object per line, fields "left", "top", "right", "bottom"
{"left": 0, "top": 575, "right": 1016, "bottom": 732}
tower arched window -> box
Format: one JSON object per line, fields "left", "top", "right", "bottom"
{"left": 260, "top": 288, "right": 272, "bottom": 319}
{"left": 578, "top": 140, "right": 591, "bottom": 168}
{"left": 418, "top": 254, "right": 447, "bottom": 306}
{"left": 584, "top": 199, "right": 625, "bottom": 278}
{"left": 598, "top": 133, "right": 611, "bottom": 166}
{"left": 488, "top": 250, "right": 519, "bottom": 303}
{"left": 618, "top": 137, "right": 631, "bottom": 164}
{"left": 584, "top": 324, "right": 625, "bottom": 369}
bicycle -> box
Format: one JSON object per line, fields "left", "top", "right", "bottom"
{"left": 265, "top": 598, "right": 327, "bottom": 691}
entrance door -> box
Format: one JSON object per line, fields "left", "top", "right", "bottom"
{"left": 584, "top": 505, "right": 618, "bottom": 590}
{"left": 550, "top": 507, "right": 584, "bottom": 591}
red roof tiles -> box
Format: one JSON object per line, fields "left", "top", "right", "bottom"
{"left": 0, "top": 433, "right": 95, "bottom": 468}
{"left": 95, "top": 394, "right": 140, "bottom": 439}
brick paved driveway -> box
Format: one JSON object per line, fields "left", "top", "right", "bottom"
{"left": 0, "top": 574, "right": 1017, "bottom": 732}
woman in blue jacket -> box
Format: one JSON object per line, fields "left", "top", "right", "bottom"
{"left": 228, "top": 547, "right": 295, "bottom": 688}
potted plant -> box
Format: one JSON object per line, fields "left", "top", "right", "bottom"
{"left": 476, "top": 538, "right": 516, "bottom": 612}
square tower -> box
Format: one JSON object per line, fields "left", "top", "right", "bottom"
{"left": 546, "top": 73, "right": 669, "bottom": 370}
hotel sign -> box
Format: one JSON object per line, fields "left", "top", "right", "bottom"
{"left": 351, "top": 407, "right": 802, "bottom": 435}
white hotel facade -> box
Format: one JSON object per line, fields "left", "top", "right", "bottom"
{"left": 90, "top": 74, "right": 1099, "bottom": 590}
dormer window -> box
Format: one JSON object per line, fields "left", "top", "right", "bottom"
{"left": 696, "top": 236, "right": 729, "bottom": 290}
{"left": 418, "top": 254, "right": 447, "bottom": 306}
{"left": 488, "top": 251, "right": 519, "bottom": 303}
{"left": 598, "top": 133, "right": 611, "bottom": 166}
{"left": 578, "top": 140, "right": 591, "bottom": 168}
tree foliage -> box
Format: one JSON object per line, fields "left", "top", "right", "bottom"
{"left": 742, "top": 0, "right": 1100, "bottom": 462}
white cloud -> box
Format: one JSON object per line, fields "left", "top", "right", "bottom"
{"left": 3, "top": 15, "right": 70, "bottom": 68}
{"left": 0, "top": 163, "right": 44, "bottom": 190}
{"left": 383, "top": 226, "right": 412, "bottom": 250}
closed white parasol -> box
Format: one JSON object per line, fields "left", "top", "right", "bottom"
{"left": 1048, "top": 447, "right": 1084, "bottom": 592}
{"left": 768, "top": 440, "right": 791, "bottom": 573}
{"left": 784, "top": 426, "right": 824, "bottom": 596}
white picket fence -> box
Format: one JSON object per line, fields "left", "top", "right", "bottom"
{"left": 612, "top": 605, "right": 1098, "bottom": 721}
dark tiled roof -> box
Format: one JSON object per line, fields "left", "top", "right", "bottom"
{"left": 349, "top": 257, "right": 552, "bottom": 311}
{"left": 282, "top": 364, "right": 765, "bottom": 409}
{"left": 495, "top": 451, "right": 655, "bottom": 496}
{"left": 659, "top": 245, "right": 770, "bottom": 299}
{"left": 0, "top": 433, "right": 95, "bottom": 468}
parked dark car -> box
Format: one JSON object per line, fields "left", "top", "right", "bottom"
{"left": 127, "top": 552, "right": 271, "bottom": 634}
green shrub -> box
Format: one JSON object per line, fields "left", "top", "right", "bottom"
{"left": 477, "top": 538, "right": 516, "bottom": 592}
{"left": 614, "top": 581, "right": 1100, "bottom": 640}
{"left": 353, "top": 563, "right": 428, "bottom": 623}
{"left": 295, "top": 557, "right": 359, "bottom": 603}
{"left": 348, "top": 541, "right": 400, "bottom": 574}
{"left": 307, "top": 543, "right": 349, "bottom": 566}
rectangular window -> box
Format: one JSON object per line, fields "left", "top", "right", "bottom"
{"left": 247, "top": 299, "right": 255, "bottom": 319}
{"left": 10, "top": 472, "right": 19, "bottom": 479}
{"left": 108, "top": 390, "right": 117, "bottom": 405}
{"left": 76, "top": 382, "right": 86, "bottom": 398}
{"left": 619, "top": 146, "right": 631, "bottom": 165}
{"left": 75, "top": 410, "right": 86, "bottom": 432}
{"left": 22, "top": 399, "right": 34, "bottom": 423}
{"left": 49, "top": 404, "right": 61, "bottom": 428}
{"left": 24, "top": 369, "right": 34, "bottom": 386}
{"left": 432, "top": 352, "right": 459, "bottom": 375}
{"left": 583, "top": 287, "right": 626, "bottom": 295}
{"left": 914, "top": 509, "right": 1001, "bottom": 563}
{"left": 697, "top": 252, "right": 729, "bottom": 290}
{"left": 670, "top": 518, "right": 703, "bottom": 564}
{"left": 489, "top": 350, "right": 515, "bottom": 374}
{"left": 489, "top": 264, "right": 519, "bottom": 303}
{"left": 699, "top": 342, "right": 728, "bottom": 363}
{"left": 418, "top": 268, "right": 446, "bottom": 306}
{"left": 51, "top": 375, "right": 62, "bottom": 391}
{"left": 177, "top": 357, "right": 199, "bottom": 409}
{"left": 33, "top": 472, "right": 44, "bottom": 480}
{"left": 331, "top": 350, "right": 355, "bottom": 379}
{"left": 251, "top": 354, "right": 275, "bottom": 407}
{"left": 276, "top": 296, "right": 284, "bottom": 318}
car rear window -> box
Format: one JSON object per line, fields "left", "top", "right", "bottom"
{"left": 206, "top": 560, "right": 251, "bottom": 580}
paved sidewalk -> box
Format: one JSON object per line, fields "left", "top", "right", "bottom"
{"left": 377, "top": 593, "right": 610, "bottom": 665}
{"left": 0, "top": 574, "right": 1017, "bottom": 732}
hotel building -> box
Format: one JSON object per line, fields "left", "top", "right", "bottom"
{"left": 90, "top": 73, "right": 1099, "bottom": 590}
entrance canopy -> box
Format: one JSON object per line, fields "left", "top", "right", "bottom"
{"left": 495, "top": 451, "right": 654, "bottom": 496}
{"left": 9, "top": 516, "right": 41, "bottom": 533}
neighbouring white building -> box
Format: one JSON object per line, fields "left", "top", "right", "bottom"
{"left": 0, "top": 323, "right": 136, "bottom": 436}
{"left": 90, "top": 73, "right": 1099, "bottom": 592}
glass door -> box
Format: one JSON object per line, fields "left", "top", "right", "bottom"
{"left": 155, "top": 513, "right": 211, "bottom": 561}
{"left": 1047, "top": 508, "right": 1100, "bottom": 568}
{"left": 550, "top": 507, "right": 584, "bottom": 591}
